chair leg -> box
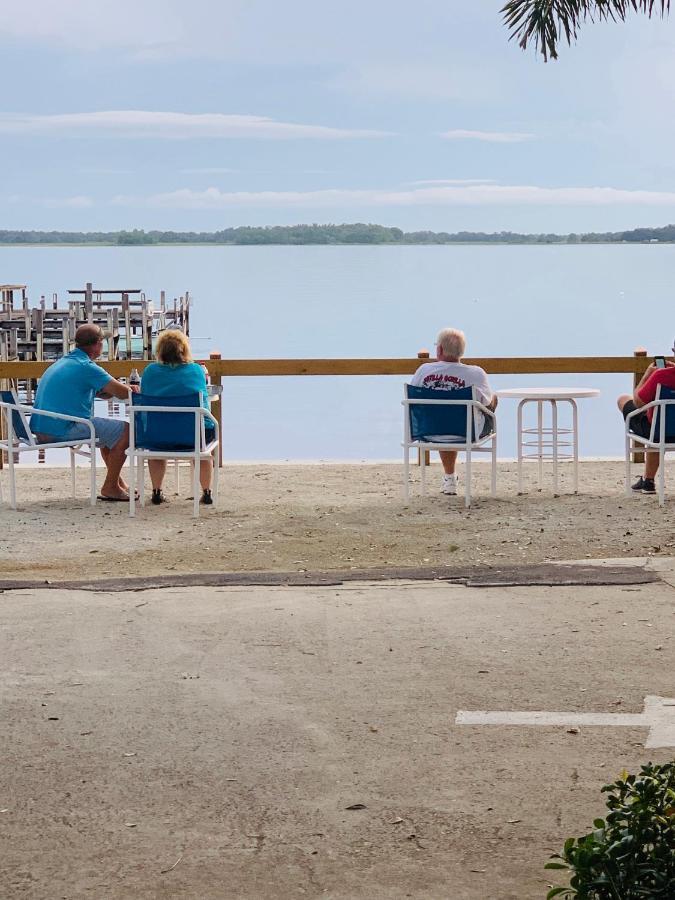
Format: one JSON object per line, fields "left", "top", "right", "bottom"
{"left": 70, "top": 449, "right": 76, "bottom": 498}
{"left": 403, "top": 447, "right": 410, "bottom": 500}
{"left": 659, "top": 449, "right": 665, "bottom": 507}
{"left": 491, "top": 437, "right": 497, "bottom": 497}
{"left": 90, "top": 444, "right": 97, "bottom": 507}
{"left": 193, "top": 453, "right": 200, "bottom": 518}
{"left": 8, "top": 441, "right": 16, "bottom": 510}
{"left": 465, "top": 449, "right": 471, "bottom": 508}
{"left": 420, "top": 449, "right": 426, "bottom": 496}
{"left": 128, "top": 454, "right": 136, "bottom": 518}
{"left": 139, "top": 458, "right": 145, "bottom": 507}
{"left": 625, "top": 433, "right": 632, "bottom": 496}
{"left": 212, "top": 451, "right": 219, "bottom": 505}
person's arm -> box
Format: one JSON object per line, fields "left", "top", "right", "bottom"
{"left": 98, "top": 377, "right": 134, "bottom": 399}
{"left": 633, "top": 365, "right": 658, "bottom": 408}
{"left": 476, "top": 368, "right": 497, "bottom": 410}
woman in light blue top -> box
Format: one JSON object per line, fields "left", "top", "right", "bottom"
{"left": 141, "top": 329, "right": 214, "bottom": 506}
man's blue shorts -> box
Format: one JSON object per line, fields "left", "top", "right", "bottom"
{"left": 63, "top": 417, "right": 126, "bottom": 449}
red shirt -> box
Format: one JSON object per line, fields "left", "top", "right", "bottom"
{"left": 637, "top": 367, "right": 675, "bottom": 421}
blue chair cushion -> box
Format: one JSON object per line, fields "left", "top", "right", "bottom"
{"left": 132, "top": 392, "right": 202, "bottom": 451}
{"left": 0, "top": 390, "right": 31, "bottom": 443}
{"left": 406, "top": 384, "right": 476, "bottom": 442}
{"left": 654, "top": 386, "right": 675, "bottom": 442}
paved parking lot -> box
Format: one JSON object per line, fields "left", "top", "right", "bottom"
{"left": 1, "top": 560, "right": 674, "bottom": 898}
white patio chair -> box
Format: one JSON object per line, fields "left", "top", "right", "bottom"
{"left": 0, "top": 388, "right": 97, "bottom": 509}
{"left": 625, "top": 384, "right": 675, "bottom": 507}
{"left": 127, "top": 392, "right": 219, "bottom": 518}
{"left": 402, "top": 384, "right": 497, "bottom": 508}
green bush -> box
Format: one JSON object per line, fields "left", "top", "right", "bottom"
{"left": 546, "top": 762, "right": 675, "bottom": 899}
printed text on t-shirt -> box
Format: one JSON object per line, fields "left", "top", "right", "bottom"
{"left": 422, "top": 373, "right": 467, "bottom": 389}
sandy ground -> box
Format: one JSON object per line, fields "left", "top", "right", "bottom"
{"left": 1, "top": 460, "right": 674, "bottom": 582}
{"left": 1, "top": 570, "right": 674, "bottom": 899}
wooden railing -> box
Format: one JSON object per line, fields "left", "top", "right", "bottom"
{"left": 0, "top": 353, "right": 653, "bottom": 381}
{"left": 0, "top": 353, "right": 655, "bottom": 467}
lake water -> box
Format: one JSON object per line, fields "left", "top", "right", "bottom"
{"left": 2, "top": 243, "right": 673, "bottom": 461}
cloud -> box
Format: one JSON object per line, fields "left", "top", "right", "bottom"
{"left": 0, "top": 2, "right": 511, "bottom": 70}
{"left": 332, "top": 61, "right": 501, "bottom": 103}
{"left": 407, "top": 179, "right": 497, "bottom": 186}
{"left": 0, "top": 1, "right": 181, "bottom": 53}
{"left": 0, "top": 111, "right": 390, "bottom": 141}
{"left": 440, "top": 130, "right": 535, "bottom": 143}
{"left": 81, "top": 167, "right": 134, "bottom": 175}
{"left": 110, "top": 183, "right": 675, "bottom": 210}
{"left": 8, "top": 194, "right": 94, "bottom": 208}
{"left": 180, "top": 167, "right": 237, "bottom": 174}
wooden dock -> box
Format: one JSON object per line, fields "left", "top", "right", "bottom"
{"left": 0, "top": 282, "right": 190, "bottom": 364}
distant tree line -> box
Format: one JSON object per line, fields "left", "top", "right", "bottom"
{"left": 2, "top": 223, "right": 675, "bottom": 245}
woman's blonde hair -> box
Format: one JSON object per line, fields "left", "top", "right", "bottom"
{"left": 155, "top": 329, "right": 193, "bottom": 365}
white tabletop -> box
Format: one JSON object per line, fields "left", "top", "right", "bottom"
{"left": 496, "top": 387, "right": 600, "bottom": 400}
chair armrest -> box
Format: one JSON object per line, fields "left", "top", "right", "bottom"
{"left": 626, "top": 403, "right": 651, "bottom": 421}
{"left": 624, "top": 398, "right": 674, "bottom": 420}
{"left": 4, "top": 403, "right": 96, "bottom": 433}
{"left": 27, "top": 407, "right": 96, "bottom": 429}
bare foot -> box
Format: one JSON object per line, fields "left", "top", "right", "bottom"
{"left": 99, "top": 489, "right": 130, "bottom": 502}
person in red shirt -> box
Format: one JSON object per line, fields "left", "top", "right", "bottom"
{"left": 617, "top": 352, "right": 675, "bottom": 493}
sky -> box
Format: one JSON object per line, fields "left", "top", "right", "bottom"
{"left": 3, "top": 0, "right": 675, "bottom": 234}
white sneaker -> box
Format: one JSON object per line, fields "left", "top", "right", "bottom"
{"left": 441, "top": 474, "right": 458, "bottom": 495}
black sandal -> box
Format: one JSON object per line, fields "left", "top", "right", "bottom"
{"left": 200, "top": 488, "right": 213, "bottom": 506}
{"left": 151, "top": 488, "right": 167, "bottom": 505}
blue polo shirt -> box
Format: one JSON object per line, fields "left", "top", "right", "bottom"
{"left": 31, "top": 349, "right": 112, "bottom": 438}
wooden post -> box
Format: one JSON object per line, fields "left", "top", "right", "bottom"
{"left": 632, "top": 347, "right": 648, "bottom": 463}
{"left": 122, "top": 293, "right": 132, "bottom": 360}
{"left": 417, "top": 348, "right": 430, "bottom": 467}
{"left": 209, "top": 351, "right": 223, "bottom": 468}
{"left": 141, "top": 298, "right": 150, "bottom": 360}
{"left": 85, "top": 282, "right": 93, "bottom": 324}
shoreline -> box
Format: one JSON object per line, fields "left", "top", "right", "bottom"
{"left": 1, "top": 241, "right": 673, "bottom": 247}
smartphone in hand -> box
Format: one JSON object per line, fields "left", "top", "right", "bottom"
{"left": 654, "top": 355, "right": 667, "bottom": 369}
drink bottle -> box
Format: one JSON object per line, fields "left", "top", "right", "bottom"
{"left": 129, "top": 367, "right": 141, "bottom": 388}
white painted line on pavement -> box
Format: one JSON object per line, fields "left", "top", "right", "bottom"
{"left": 455, "top": 695, "right": 675, "bottom": 748}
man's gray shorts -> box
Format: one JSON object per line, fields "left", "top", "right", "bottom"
{"left": 63, "top": 417, "right": 126, "bottom": 449}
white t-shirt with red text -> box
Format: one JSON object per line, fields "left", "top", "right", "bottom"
{"left": 410, "top": 361, "right": 493, "bottom": 438}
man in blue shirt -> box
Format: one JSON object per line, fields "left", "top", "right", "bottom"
{"left": 32, "top": 324, "right": 138, "bottom": 501}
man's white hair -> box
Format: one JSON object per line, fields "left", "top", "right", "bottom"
{"left": 437, "top": 328, "right": 466, "bottom": 359}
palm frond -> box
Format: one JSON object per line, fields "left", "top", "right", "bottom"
{"left": 501, "top": 0, "right": 670, "bottom": 60}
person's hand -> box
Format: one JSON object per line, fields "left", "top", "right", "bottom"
{"left": 665, "top": 359, "right": 675, "bottom": 368}
{"left": 129, "top": 384, "right": 141, "bottom": 394}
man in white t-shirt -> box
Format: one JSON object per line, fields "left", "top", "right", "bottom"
{"left": 410, "top": 327, "right": 497, "bottom": 495}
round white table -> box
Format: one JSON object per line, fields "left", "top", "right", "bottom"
{"left": 495, "top": 387, "right": 601, "bottom": 493}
